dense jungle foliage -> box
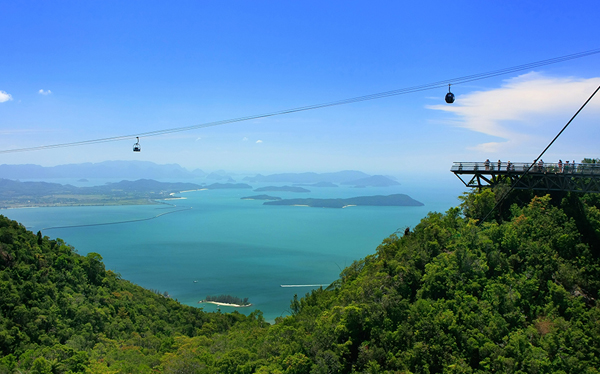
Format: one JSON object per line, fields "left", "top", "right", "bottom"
{"left": 0, "top": 217, "right": 255, "bottom": 373}
{"left": 1, "top": 186, "right": 600, "bottom": 373}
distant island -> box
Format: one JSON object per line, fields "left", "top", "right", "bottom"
{"left": 0, "top": 178, "right": 204, "bottom": 208}
{"left": 254, "top": 186, "right": 310, "bottom": 193}
{"left": 263, "top": 194, "right": 423, "bottom": 208}
{"left": 198, "top": 294, "right": 252, "bottom": 307}
{"left": 243, "top": 170, "right": 370, "bottom": 184}
{"left": 206, "top": 170, "right": 236, "bottom": 183}
{"left": 241, "top": 195, "right": 282, "bottom": 201}
{"left": 292, "top": 181, "right": 338, "bottom": 188}
{"left": 340, "top": 175, "right": 400, "bottom": 187}
{"left": 205, "top": 183, "right": 252, "bottom": 190}
{"left": 243, "top": 171, "right": 399, "bottom": 187}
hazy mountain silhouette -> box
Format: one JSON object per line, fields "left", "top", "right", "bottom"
{"left": 0, "top": 161, "right": 206, "bottom": 180}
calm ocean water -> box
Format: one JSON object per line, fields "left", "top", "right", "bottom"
{"left": 2, "top": 178, "right": 464, "bottom": 322}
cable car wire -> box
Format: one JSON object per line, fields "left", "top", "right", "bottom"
{"left": 1, "top": 48, "right": 600, "bottom": 154}
{"left": 477, "top": 84, "right": 600, "bottom": 225}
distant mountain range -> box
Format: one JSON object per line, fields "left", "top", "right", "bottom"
{"left": 0, "top": 161, "right": 206, "bottom": 180}
{"left": 206, "top": 170, "right": 236, "bottom": 182}
{"left": 0, "top": 161, "right": 399, "bottom": 187}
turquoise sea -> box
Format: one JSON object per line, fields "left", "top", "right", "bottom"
{"left": 2, "top": 178, "right": 464, "bottom": 322}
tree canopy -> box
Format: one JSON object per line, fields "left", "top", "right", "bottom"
{"left": 1, "top": 187, "right": 600, "bottom": 373}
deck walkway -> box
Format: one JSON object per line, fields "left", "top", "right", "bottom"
{"left": 451, "top": 161, "right": 600, "bottom": 193}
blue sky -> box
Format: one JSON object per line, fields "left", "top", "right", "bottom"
{"left": 1, "top": 1, "right": 599, "bottom": 177}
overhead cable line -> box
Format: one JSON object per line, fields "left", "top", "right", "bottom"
{"left": 2, "top": 48, "right": 600, "bottom": 154}
{"left": 478, "top": 84, "right": 600, "bottom": 225}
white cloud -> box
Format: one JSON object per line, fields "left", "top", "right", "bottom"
{"left": 0, "top": 90, "right": 12, "bottom": 102}
{"left": 256, "top": 140, "right": 263, "bottom": 143}
{"left": 427, "top": 73, "right": 600, "bottom": 152}
{"left": 242, "top": 137, "right": 248, "bottom": 141}
{"left": 39, "top": 89, "right": 52, "bottom": 95}
{"left": 195, "top": 137, "right": 202, "bottom": 141}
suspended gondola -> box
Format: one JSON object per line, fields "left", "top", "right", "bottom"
{"left": 133, "top": 137, "right": 141, "bottom": 152}
{"left": 445, "top": 84, "right": 455, "bottom": 104}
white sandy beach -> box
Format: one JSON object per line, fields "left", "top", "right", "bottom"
{"left": 198, "top": 300, "right": 253, "bottom": 308}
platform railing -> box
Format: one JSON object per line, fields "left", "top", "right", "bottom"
{"left": 451, "top": 162, "right": 600, "bottom": 175}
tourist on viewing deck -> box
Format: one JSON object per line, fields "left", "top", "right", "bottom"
{"left": 507, "top": 161, "right": 512, "bottom": 171}
{"left": 565, "top": 160, "right": 570, "bottom": 173}
{"left": 484, "top": 159, "right": 490, "bottom": 171}
{"left": 498, "top": 160, "right": 501, "bottom": 170}
{"left": 558, "top": 160, "right": 563, "bottom": 173}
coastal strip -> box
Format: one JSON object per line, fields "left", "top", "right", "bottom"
{"left": 178, "top": 189, "right": 203, "bottom": 193}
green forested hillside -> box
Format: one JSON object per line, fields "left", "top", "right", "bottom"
{"left": 0, "top": 217, "right": 255, "bottom": 373}
{"left": 1, "top": 188, "right": 600, "bottom": 373}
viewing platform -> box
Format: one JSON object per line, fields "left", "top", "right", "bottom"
{"left": 451, "top": 161, "right": 600, "bottom": 193}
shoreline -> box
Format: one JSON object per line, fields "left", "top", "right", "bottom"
{"left": 179, "top": 189, "right": 204, "bottom": 193}
{"left": 198, "top": 300, "right": 253, "bottom": 308}
{"left": 280, "top": 284, "right": 326, "bottom": 288}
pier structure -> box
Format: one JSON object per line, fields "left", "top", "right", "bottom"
{"left": 451, "top": 161, "right": 600, "bottom": 193}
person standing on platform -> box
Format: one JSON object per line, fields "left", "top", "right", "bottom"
{"left": 485, "top": 159, "right": 490, "bottom": 171}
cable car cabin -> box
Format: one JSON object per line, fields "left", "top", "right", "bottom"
{"left": 445, "top": 84, "right": 455, "bottom": 104}
{"left": 133, "top": 137, "right": 141, "bottom": 152}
